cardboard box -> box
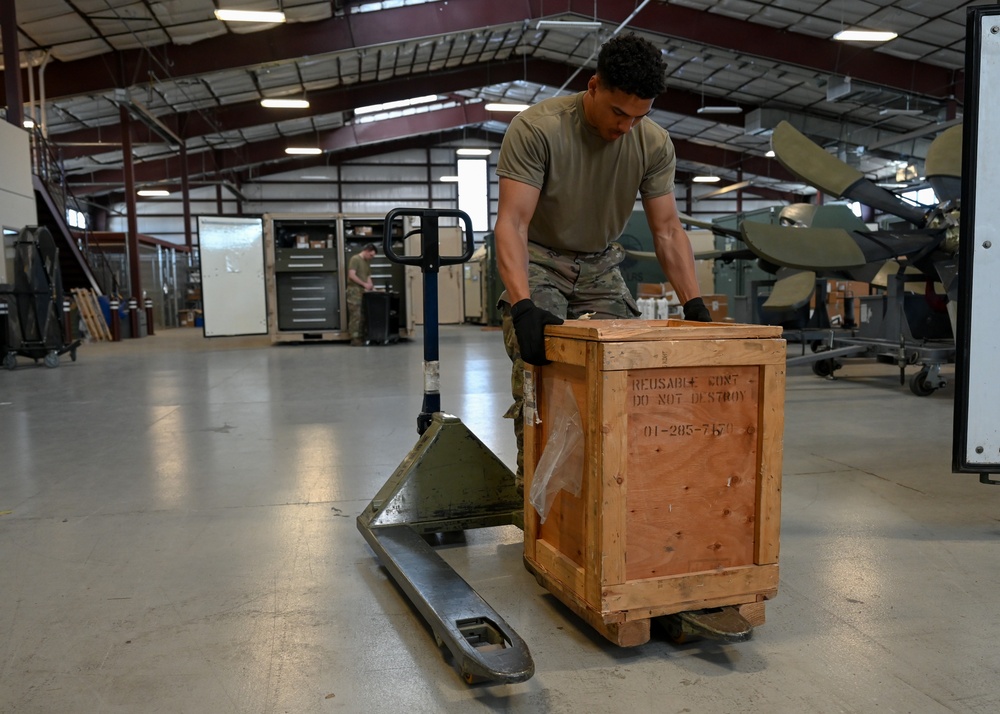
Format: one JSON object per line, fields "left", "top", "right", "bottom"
{"left": 636, "top": 282, "right": 666, "bottom": 298}
{"left": 703, "top": 294, "right": 729, "bottom": 321}
{"left": 524, "top": 320, "right": 786, "bottom": 646}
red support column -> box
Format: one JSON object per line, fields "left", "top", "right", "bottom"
{"left": 145, "top": 298, "right": 155, "bottom": 336}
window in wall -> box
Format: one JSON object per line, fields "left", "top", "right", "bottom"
{"left": 902, "top": 187, "right": 937, "bottom": 206}
{"left": 457, "top": 158, "right": 488, "bottom": 231}
{"left": 67, "top": 208, "right": 88, "bottom": 229}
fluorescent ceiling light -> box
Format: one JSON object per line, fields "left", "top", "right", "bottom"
{"left": 879, "top": 108, "right": 923, "bottom": 116}
{"left": 300, "top": 175, "right": 330, "bottom": 180}
{"left": 692, "top": 175, "right": 721, "bottom": 183}
{"left": 833, "top": 29, "right": 897, "bottom": 42}
{"left": 261, "top": 98, "right": 310, "bottom": 109}
{"left": 440, "top": 176, "right": 460, "bottom": 182}
{"left": 536, "top": 20, "right": 602, "bottom": 30}
{"left": 22, "top": 119, "right": 35, "bottom": 129}
{"left": 355, "top": 95, "right": 438, "bottom": 115}
{"left": 456, "top": 148, "right": 493, "bottom": 156}
{"left": 485, "top": 103, "right": 530, "bottom": 112}
{"left": 876, "top": 182, "right": 909, "bottom": 189}
{"left": 214, "top": 9, "right": 286, "bottom": 23}
{"left": 285, "top": 147, "right": 322, "bottom": 155}
{"left": 765, "top": 150, "right": 776, "bottom": 158}
{"left": 697, "top": 106, "right": 742, "bottom": 114}
{"left": 137, "top": 189, "right": 170, "bottom": 197}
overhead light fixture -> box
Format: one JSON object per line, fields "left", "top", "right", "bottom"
{"left": 355, "top": 95, "right": 438, "bottom": 116}
{"left": 137, "top": 189, "right": 170, "bottom": 197}
{"left": 879, "top": 108, "right": 923, "bottom": 116}
{"left": 456, "top": 148, "right": 493, "bottom": 156}
{"left": 535, "top": 20, "right": 602, "bottom": 30}
{"left": 833, "top": 29, "right": 897, "bottom": 42}
{"left": 285, "top": 147, "right": 322, "bottom": 155}
{"left": 440, "top": 176, "right": 460, "bottom": 182}
{"left": 22, "top": 119, "right": 35, "bottom": 129}
{"left": 697, "top": 106, "right": 743, "bottom": 114}
{"left": 214, "top": 9, "right": 286, "bottom": 23}
{"left": 485, "top": 103, "right": 530, "bottom": 112}
{"left": 693, "top": 175, "right": 721, "bottom": 183}
{"left": 300, "top": 175, "right": 330, "bottom": 180}
{"left": 261, "top": 98, "right": 310, "bottom": 109}
{"left": 765, "top": 150, "right": 776, "bottom": 158}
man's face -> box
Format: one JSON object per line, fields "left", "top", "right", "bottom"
{"left": 363, "top": 249, "right": 375, "bottom": 261}
{"left": 586, "top": 76, "right": 654, "bottom": 142}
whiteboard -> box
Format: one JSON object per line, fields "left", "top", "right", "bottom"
{"left": 198, "top": 216, "right": 267, "bottom": 337}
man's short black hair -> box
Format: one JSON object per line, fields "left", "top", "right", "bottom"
{"left": 596, "top": 32, "right": 667, "bottom": 99}
{"left": 363, "top": 243, "right": 377, "bottom": 254}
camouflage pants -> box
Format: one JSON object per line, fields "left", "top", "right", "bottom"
{"left": 500, "top": 241, "right": 640, "bottom": 487}
{"left": 347, "top": 286, "right": 366, "bottom": 340}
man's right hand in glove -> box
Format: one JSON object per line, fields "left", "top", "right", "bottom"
{"left": 510, "top": 299, "right": 564, "bottom": 366}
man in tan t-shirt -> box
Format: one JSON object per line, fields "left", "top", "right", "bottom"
{"left": 494, "top": 32, "right": 710, "bottom": 490}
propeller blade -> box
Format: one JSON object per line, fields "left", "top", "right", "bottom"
{"left": 771, "top": 121, "right": 927, "bottom": 225}
{"left": 677, "top": 212, "right": 743, "bottom": 240}
{"left": 740, "top": 222, "right": 868, "bottom": 271}
{"left": 925, "top": 125, "right": 962, "bottom": 203}
{"left": 762, "top": 270, "right": 816, "bottom": 311}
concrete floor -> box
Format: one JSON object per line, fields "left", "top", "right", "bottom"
{"left": 1, "top": 325, "right": 996, "bottom": 713}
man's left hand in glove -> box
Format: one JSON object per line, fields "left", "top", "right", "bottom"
{"left": 683, "top": 297, "right": 712, "bottom": 322}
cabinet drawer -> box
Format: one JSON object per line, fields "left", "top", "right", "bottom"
{"left": 275, "top": 248, "right": 339, "bottom": 272}
{"left": 276, "top": 273, "right": 340, "bottom": 330}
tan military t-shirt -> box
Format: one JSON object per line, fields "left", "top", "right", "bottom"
{"left": 348, "top": 253, "right": 371, "bottom": 288}
{"left": 496, "top": 92, "right": 676, "bottom": 254}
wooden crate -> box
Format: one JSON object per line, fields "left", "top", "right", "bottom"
{"left": 523, "top": 319, "right": 785, "bottom": 646}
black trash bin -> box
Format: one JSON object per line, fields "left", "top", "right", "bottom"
{"left": 363, "top": 291, "right": 400, "bottom": 345}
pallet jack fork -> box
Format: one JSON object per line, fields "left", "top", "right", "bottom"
{"left": 356, "top": 208, "right": 534, "bottom": 684}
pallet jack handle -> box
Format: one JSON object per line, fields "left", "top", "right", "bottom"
{"left": 383, "top": 208, "right": 475, "bottom": 434}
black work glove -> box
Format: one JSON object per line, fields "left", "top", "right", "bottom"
{"left": 510, "top": 299, "right": 564, "bottom": 366}
{"left": 683, "top": 297, "right": 712, "bottom": 322}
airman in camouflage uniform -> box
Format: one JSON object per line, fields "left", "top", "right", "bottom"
{"left": 347, "top": 244, "right": 377, "bottom": 345}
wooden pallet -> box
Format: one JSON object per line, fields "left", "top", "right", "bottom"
{"left": 71, "top": 288, "right": 112, "bottom": 341}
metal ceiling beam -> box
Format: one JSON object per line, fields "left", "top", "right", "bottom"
{"left": 52, "top": 59, "right": 744, "bottom": 165}
{"left": 2, "top": 0, "right": 962, "bottom": 105}
{"left": 65, "top": 102, "right": 794, "bottom": 199}
{"left": 50, "top": 58, "right": 587, "bottom": 156}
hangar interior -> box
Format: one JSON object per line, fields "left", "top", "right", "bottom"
{"left": 1, "top": 2, "right": 996, "bottom": 712}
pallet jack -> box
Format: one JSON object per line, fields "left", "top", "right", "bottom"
{"left": 356, "top": 208, "right": 534, "bottom": 684}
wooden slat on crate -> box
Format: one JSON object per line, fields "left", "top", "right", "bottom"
{"left": 545, "top": 319, "right": 782, "bottom": 342}
{"left": 602, "top": 564, "right": 779, "bottom": 613}
{"left": 600, "top": 338, "right": 787, "bottom": 371}
{"left": 583, "top": 341, "right": 603, "bottom": 610}
{"left": 756, "top": 362, "right": 786, "bottom": 565}
{"left": 524, "top": 552, "right": 650, "bottom": 647}
{"left": 599, "top": 370, "right": 628, "bottom": 587}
